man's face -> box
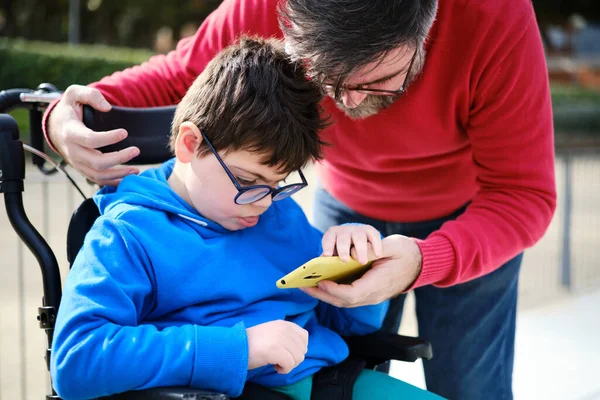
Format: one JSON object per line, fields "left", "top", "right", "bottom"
{"left": 326, "top": 45, "right": 425, "bottom": 119}
{"left": 285, "top": 39, "right": 425, "bottom": 119}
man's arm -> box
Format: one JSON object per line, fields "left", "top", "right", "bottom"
{"left": 300, "top": 3, "right": 556, "bottom": 307}
{"left": 42, "top": 0, "right": 282, "bottom": 185}
{"left": 411, "top": 5, "right": 556, "bottom": 288}
{"left": 89, "top": 0, "right": 283, "bottom": 107}
{"left": 51, "top": 218, "right": 248, "bottom": 399}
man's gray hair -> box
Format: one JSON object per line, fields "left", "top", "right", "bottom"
{"left": 279, "top": 0, "right": 438, "bottom": 86}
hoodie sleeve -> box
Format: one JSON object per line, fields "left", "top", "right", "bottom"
{"left": 303, "top": 224, "right": 390, "bottom": 336}
{"left": 51, "top": 217, "right": 248, "bottom": 400}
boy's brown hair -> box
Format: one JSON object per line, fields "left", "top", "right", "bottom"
{"left": 171, "top": 36, "right": 328, "bottom": 173}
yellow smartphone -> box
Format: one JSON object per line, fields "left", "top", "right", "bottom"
{"left": 276, "top": 256, "right": 373, "bottom": 289}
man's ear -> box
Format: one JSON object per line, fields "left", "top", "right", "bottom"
{"left": 174, "top": 122, "right": 203, "bottom": 164}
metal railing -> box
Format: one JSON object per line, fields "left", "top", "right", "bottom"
{"left": 556, "top": 141, "right": 600, "bottom": 292}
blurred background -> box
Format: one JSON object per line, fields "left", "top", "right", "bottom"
{"left": 0, "top": 1, "right": 599, "bottom": 399}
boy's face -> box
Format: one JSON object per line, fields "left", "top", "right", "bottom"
{"left": 171, "top": 123, "right": 289, "bottom": 231}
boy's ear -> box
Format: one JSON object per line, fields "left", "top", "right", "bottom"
{"left": 174, "top": 122, "right": 203, "bottom": 164}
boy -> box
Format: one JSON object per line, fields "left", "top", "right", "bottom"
{"left": 51, "top": 37, "right": 440, "bottom": 400}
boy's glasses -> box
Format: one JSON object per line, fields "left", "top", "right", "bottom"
{"left": 199, "top": 129, "right": 308, "bottom": 205}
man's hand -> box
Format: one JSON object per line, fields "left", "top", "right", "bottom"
{"left": 321, "top": 224, "right": 383, "bottom": 265}
{"left": 47, "top": 84, "right": 140, "bottom": 186}
{"left": 246, "top": 320, "right": 308, "bottom": 374}
{"left": 301, "top": 234, "right": 422, "bottom": 307}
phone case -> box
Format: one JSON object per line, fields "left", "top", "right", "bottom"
{"left": 276, "top": 256, "right": 373, "bottom": 289}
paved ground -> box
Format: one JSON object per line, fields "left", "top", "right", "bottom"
{"left": 0, "top": 156, "right": 598, "bottom": 399}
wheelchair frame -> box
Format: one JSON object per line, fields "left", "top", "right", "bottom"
{"left": 0, "top": 84, "right": 432, "bottom": 400}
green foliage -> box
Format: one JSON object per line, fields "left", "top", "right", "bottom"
{"left": 551, "top": 84, "right": 600, "bottom": 136}
{"left": 1, "top": 39, "right": 598, "bottom": 138}
{"left": 9, "top": 109, "right": 29, "bottom": 136}
{"left": 0, "top": 0, "right": 222, "bottom": 49}
{"left": 0, "top": 38, "right": 154, "bottom": 91}
{"left": 551, "top": 83, "right": 600, "bottom": 106}
{"left": 7, "top": 110, "right": 28, "bottom": 154}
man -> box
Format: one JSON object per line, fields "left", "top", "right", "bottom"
{"left": 43, "top": 0, "right": 556, "bottom": 398}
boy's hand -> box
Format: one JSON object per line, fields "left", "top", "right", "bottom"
{"left": 246, "top": 320, "right": 308, "bottom": 374}
{"left": 321, "top": 224, "right": 382, "bottom": 265}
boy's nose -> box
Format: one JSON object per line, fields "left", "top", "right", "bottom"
{"left": 253, "top": 194, "right": 273, "bottom": 209}
{"left": 340, "top": 90, "right": 368, "bottom": 108}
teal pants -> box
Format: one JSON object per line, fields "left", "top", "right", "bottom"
{"left": 273, "top": 369, "right": 445, "bottom": 400}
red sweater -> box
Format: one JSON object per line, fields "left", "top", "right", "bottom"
{"left": 45, "top": 0, "right": 556, "bottom": 289}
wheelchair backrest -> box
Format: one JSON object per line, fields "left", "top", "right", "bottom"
{"left": 67, "top": 105, "right": 177, "bottom": 266}
{"left": 83, "top": 105, "right": 176, "bottom": 165}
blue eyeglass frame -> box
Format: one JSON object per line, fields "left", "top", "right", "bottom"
{"left": 198, "top": 128, "right": 308, "bottom": 205}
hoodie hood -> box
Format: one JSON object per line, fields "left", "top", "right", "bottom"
{"left": 94, "top": 158, "right": 228, "bottom": 234}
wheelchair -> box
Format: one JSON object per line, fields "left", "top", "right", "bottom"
{"left": 0, "top": 84, "right": 433, "bottom": 400}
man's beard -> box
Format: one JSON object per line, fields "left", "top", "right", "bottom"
{"left": 334, "top": 47, "right": 426, "bottom": 120}
{"left": 335, "top": 95, "right": 397, "bottom": 119}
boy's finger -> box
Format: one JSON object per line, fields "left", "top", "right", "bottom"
{"left": 287, "top": 327, "right": 308, "bottom": 355}
{"left": 365, "top": 228, "right": 383, "bottom": 258}
{"left": 289, "top": 324, "right": 309, "bottom": 347}
{"left": 335, "top": 233, "right": 352, "bottom": 262}
{"left": 351, "top": 232, "right": 369, "bottom": 264}
{"left": 321, "top": 228, "right": 337, "bottom": 256}
{"left": 278, "top": 348, "right": 297, "bottom": 374}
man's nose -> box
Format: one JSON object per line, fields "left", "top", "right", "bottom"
{"left": 340, "top": 90, "right": 368, "bottom": 108}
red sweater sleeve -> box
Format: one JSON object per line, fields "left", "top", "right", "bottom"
{"left": 43, "top": 0, "right": 282, "bottom": 146}
{"left": 412, "top": 6, "right": 557, "bottom": 288}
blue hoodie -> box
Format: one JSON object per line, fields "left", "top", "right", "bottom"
{"left": 51, "top": 159, "right": 389, "bottom": 400}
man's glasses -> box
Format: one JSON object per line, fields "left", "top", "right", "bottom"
{"left": 323, "top": 51, "right": 416, "bottom": 97}
{"left": 199, "top": 129, "right": 308, "bottom": 205}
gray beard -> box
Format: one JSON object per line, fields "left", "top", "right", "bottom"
{"left": 335, "top": 95, "right": 397, "bottom": 119}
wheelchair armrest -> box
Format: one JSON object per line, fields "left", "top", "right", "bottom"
{"left": 99, "top": 381, "right": 294, "bottom": 400}
{"left": 100, "top": 387, "right": 229, "bottom": 400}
{"left": 95, "top": 333, "right": 431, "bottom": 399}
{"left": 344, "top": 331, "right": 433, "bottom": 369}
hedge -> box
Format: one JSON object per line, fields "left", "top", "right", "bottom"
{"left": 1, "top": 39, "right": 599, "bottom": 137}
{"left": 0, "top": 38, "right": 154, "bottom": 90}
{"left": 550, "top": 84, "right": 600, "bottom": 137}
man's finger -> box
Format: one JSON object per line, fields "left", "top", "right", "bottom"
{"left": 68, "top": 124, "right": 128, "bottom": 150}
{"left": 77, "top": 161, "right": 138, "bottom": 185}
{"left": 97, "top": 178, "right": 125, "bottom": 187}
{"left": 77, "top": 86, "right": 112, "bottom": 111}
{"left": 342, "top": 266, "right": 389, "bottom": 304}
{"left": 75, "top": 145, "right": 140, "bottom": 172}
{"left": 300, "top": 286, "right": 345, "bottom": 307}
{"left": 318, "top": 280, "right": 360, "bottom": 304}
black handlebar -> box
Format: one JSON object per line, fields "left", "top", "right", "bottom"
{"left": 0, "top": 88, "right": 35, "bottom": 112}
